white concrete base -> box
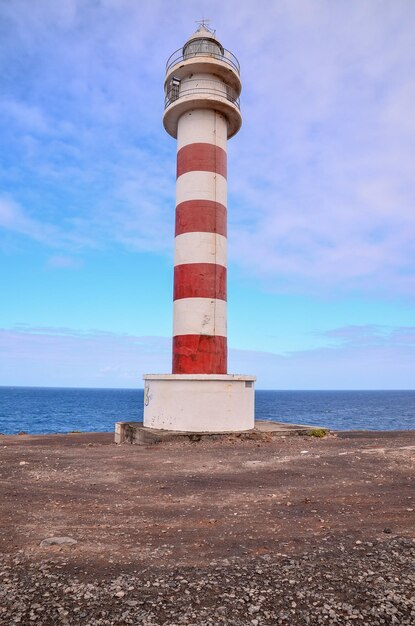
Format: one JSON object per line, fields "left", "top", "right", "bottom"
{"left": 143, "top": 374, "right": 256, "bottom": 432}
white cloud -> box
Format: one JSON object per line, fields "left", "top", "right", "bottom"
{"left": 0, "top": 326, "right": 171, "bottom": 387}
{"left": 0, "top": 197, "right": 58, "bottom": 244}
{"left": 321, "top": 324, "right": 415, "bottom": 349}
{"left": 1, "top": 324, "right": 414, "bottom": 389}
{"left": 47, "top": 255, "right": 83, "bottom": 269}
{"left": 0, "top": 99, "right": 50, "bottom": 134}
{"left": 0, "top": 197, "right": 96, "bottom": 249}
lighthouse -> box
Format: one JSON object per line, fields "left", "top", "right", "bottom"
{"left": 143, "top": 24, "right": 255, "bottom": 432}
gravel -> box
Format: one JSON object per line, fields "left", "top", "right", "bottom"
{"left": 1, "top": 537, "right": 414, "bottom": 625}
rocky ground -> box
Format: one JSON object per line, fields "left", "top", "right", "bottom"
{"left": 0, "top": 429, "right": 414, "bottom": 625}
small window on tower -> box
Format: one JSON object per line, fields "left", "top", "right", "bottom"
{"left": 170, "top": 77, "right": 181, "bottom": 102}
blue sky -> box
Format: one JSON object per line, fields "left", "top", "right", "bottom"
{"left": 1, "top": 0, "right": 414, "bottom": 389}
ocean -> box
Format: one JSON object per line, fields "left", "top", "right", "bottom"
{"left": 0, "top": 387, "right": 414, "bottom": 435}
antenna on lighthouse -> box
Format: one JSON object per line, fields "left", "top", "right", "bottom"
{"left": 195, "top": 17, "right": 215, "bottom": 36}
{"left": 195, "top": 17, "right": 209, "bottom": 28}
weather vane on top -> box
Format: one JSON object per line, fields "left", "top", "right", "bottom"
{"left": 195, "top": 17, "right": 215, "bottom": 35}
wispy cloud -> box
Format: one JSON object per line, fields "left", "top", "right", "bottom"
{"left": 0, "top": 197, "right": 96, "bottom": 249}
{"left": 230, "top": 323, "right": 415, "bottom": 389}
{"left": 1, "top": 324, "right": 414, "bottom": 389}
{"left": 321, "top": 324, "right": 415, "bottom": 349}
{"left": 46, "top": 255, "right": 83, "bottom": 269}
{"left": 0, "top": 197, "right": 63, "bottom": 245}
{"left": 0, "top": 326, "right": 171, "bottom": 387}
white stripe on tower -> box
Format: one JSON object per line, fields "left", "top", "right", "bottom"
{"left": 176, "top": 171, "right": 227, "bottom": 205}
{"left": 177, "top": 109, "right": 228, "bottom": 151}
{"left": 173, "top": 298, "right": 227, "bottom": 337}
{"left": 174, "top": 232, "right": 227, "bottom": 267}
{"left": 173, "top": 110, "right": 228, "bottom": 375}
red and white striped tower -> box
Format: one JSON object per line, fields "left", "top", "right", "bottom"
{"left": 172, "top": 108, "right": 228, "bottom": 375}
{"left": 143, "top": 24, "right": 255, "bottom": 432}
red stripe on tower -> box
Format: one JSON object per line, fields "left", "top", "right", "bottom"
{"left": 173, "top": 263, "right": 226, "bottom": 301}
{"left": 175, "top": 200, "right": 227, "bottom": 237}
{"left": 173, "top": 335, "right": 227, "bottom": 374}
{"left": 177, "top": 143, "right": 227, "bottom": 178}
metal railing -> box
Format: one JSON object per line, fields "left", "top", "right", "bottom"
{"left": 165, "top": 79, "right": 240, "bottom": 110}
{"left": 166, "top": 47, "right": 240, "bottom": 75}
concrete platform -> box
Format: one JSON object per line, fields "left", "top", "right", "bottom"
{"left": 114, "top": 420, "right": 328, "bottom": 445}
{"left": 143, "top": 373, "right": 256, "bottom": 432}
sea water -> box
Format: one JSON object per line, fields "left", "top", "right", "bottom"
{"left": 0, "top": 387, "right": 414, "bottom": 434}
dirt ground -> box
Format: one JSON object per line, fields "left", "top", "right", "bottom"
{"left": 0, "top": 430, "right": 414, "bottom": 625}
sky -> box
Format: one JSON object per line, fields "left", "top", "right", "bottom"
{"left": 1, "top": 0, "right": 414, "bottom": 389}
